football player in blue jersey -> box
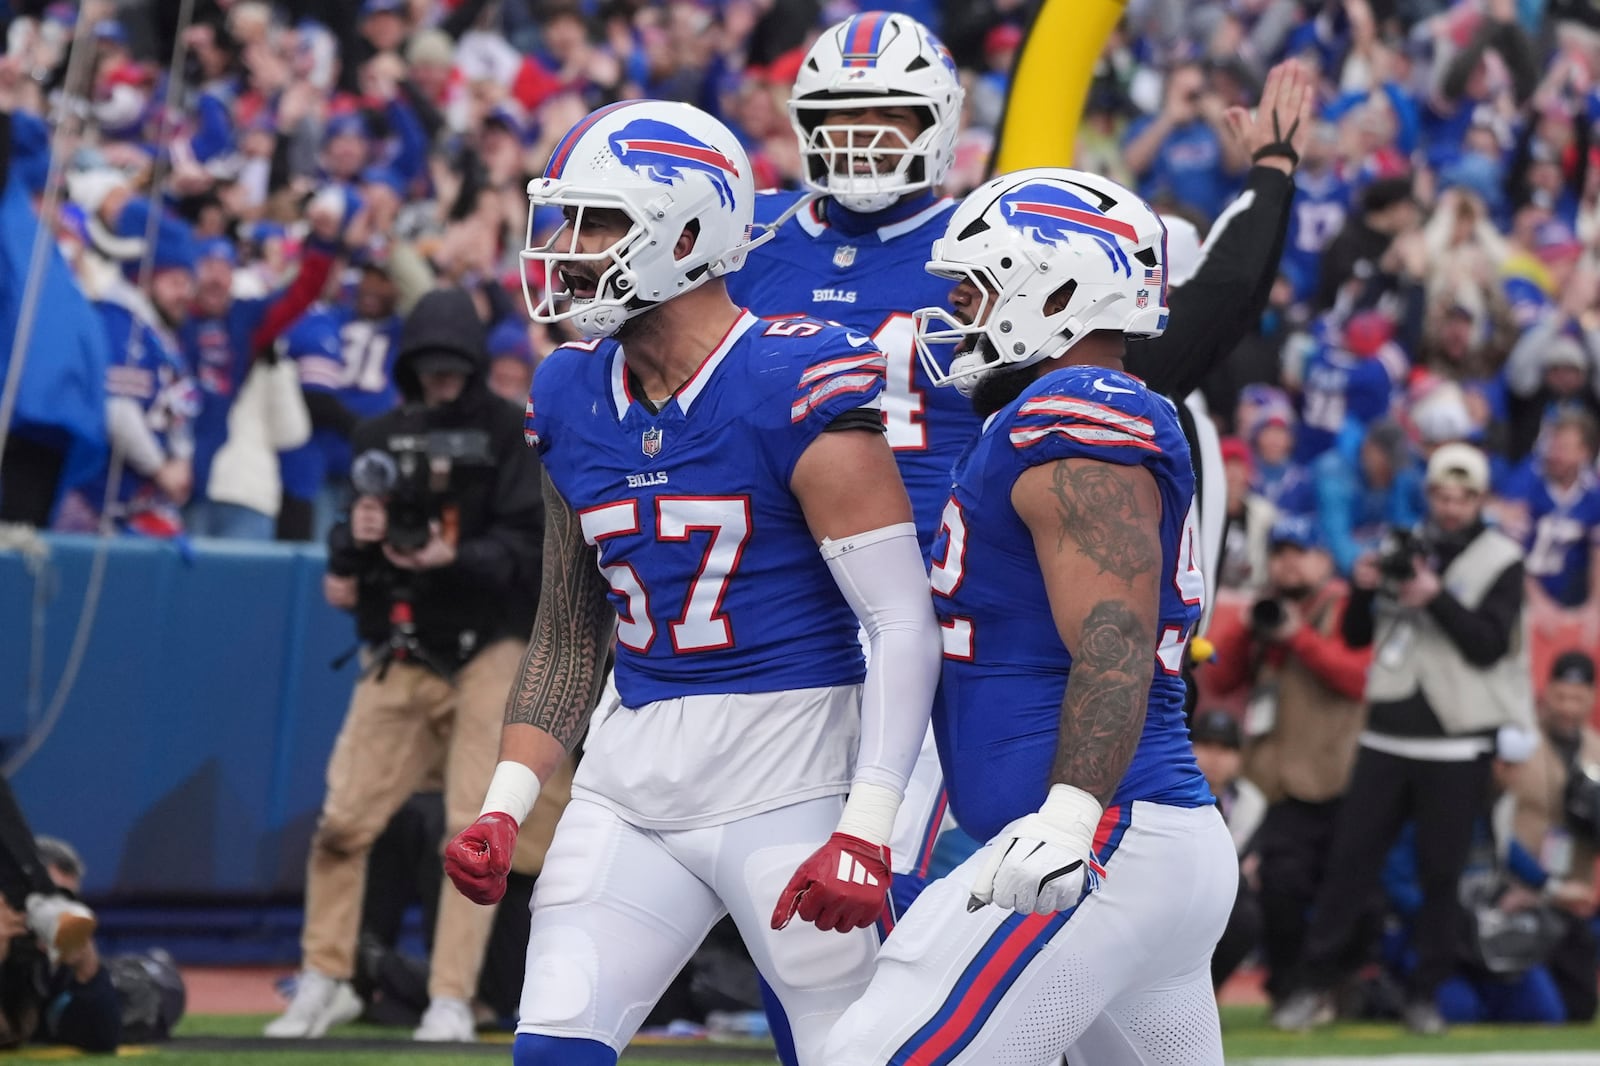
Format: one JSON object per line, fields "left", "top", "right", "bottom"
{"left": 440, "top": 100, "right": 941, "bottom": 1066}
{"left": 827, "top": 169, "right": 1236, "bottom": 1065}
{"left": 730, "top": 11, "right": 969, "bottom": 549}
{"left": 725, "top": 13, "right": 966, "bottom": 989}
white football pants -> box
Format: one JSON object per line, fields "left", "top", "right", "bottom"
{"left": 826, "top": 801, "right": 1236, "bottom": 1065}
{"left": 515, "top": 795, "right": 877, "bottom": 1063}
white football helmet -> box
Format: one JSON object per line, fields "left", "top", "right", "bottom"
{"left": 521, "top": 100, "right": 759, "bottom": 338}
{"left": 789, "top": 11, "right": 964, "bottom": 213}
{"left": 913, "top": 168, "right": 1170, "bottom": 396}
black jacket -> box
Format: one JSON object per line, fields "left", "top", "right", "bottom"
{"left": 328, "top": 288, "right": 543, "bottom": 666}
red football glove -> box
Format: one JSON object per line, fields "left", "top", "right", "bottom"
{"left": 444, "top": 812, "right": 519, "bottom": 905}
{"left": 770, "top": 833, "right": 892, "bottom": 933}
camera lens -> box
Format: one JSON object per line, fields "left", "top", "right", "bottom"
{"left": 1251, "top": 598, "right": 1286, "bottom": 632}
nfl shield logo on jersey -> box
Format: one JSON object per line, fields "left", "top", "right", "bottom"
{"left": 833, "top": 245, "right": 857, "bottom": 268}
{"left": 642, "top": 426, "right": 664, "bottom": 458}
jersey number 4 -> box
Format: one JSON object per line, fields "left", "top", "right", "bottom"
{"left": 929, "top": 496, "right": 1204, "bottom": 670}
{"left": 876, "top": 313, "right": 927, "bottom": 452}
{"left": 578, "top": 496, "right": 753, "bottom": 654}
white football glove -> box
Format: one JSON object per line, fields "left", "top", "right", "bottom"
{"left": 968, "top": 785, "right": 1103, "bottom": 915}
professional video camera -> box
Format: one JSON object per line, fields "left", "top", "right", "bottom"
{"left": 350, "top": 429, "right": 494, "bottom": 553}
{"left": 346, "top": 429, "right": 494, "bottom": 680}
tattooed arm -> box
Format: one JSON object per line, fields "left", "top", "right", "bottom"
{"left": 1011, "top": 457, "right": 1163, "bottom": 805}
{"left": 966, "top": 456, "right": 1165, "bottom": 914}
{"left": 496, "top": 467, "right": 616, "bottom": 780}
{"left": 442, "top": 469, "right": 614, "bottom": 904}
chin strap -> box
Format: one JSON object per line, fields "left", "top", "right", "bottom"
{"left": 711, "top": 193, "right": 821, "bottom": 276}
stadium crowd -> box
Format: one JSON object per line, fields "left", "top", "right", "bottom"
{"left": 0, "top": 0, "right": 1599, "bottom": 1047}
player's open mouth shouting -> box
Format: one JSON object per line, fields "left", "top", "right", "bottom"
{"left": 559, "top": 266, "right": 599, "bottom": 301}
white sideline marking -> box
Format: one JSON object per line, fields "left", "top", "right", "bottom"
{"left": 1241, "top": 1049, "right": 1600, "bottom": 1056}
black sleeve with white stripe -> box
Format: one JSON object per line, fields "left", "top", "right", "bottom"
{"left": 1124, "top": 165, "right": 1296, "bottom": 401}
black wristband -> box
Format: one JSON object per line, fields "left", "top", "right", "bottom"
{"left": 1251, "top": 141, "right": 1300, "bottom": 166}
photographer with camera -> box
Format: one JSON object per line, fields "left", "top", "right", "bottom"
{"left": 268, "top": 287, "right": 545, "bottom": 1045}
{"left": 1202, "top": 515, "right": 1373, "bottom": 1005}
{"left": 1502, "top": 651, "right": 1600, "bottom": 1022}
{"left": 1275, "top": 443, "right": 1535, "bottom": 1036}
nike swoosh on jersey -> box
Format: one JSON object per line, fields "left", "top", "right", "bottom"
{"left": 1093, "top": 377, "right": 1137, "bottom": 395}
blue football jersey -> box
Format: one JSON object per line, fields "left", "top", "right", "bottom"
{"left": 278, "top": 305, "right": 401, "bottom": 500}
{"left": 1294, "top": 345, "right": 1401, "bottom": 464}
{"left": 91, "top": 295, "right": 200, "bottom": 505}
{"left": 928, "top": 365, "right": 1212, "bottom": 843}
{"left": 526, "top": 311, "right": 885, "bottom": 707}
{"left": 1283, "top": 169, "right": 1352, "bottom": 303}
{"left": 728, "top": 191, "right": 980, "bottom": 554}
{"left": 1506, "top": 464, "right": 1600, "bottom": 607}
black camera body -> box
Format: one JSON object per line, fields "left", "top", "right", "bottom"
{"left": 351, "top": 429, "right": 494, "bottom": 554}
{"left": 1378, "top": 527, "right": 1425, "bottom": 588}
{"left": 1250, "top": 597, "right": 1287, "bottom": 634}
{"left": 1564, "top": 759, "right": 1600, "bottom": 844}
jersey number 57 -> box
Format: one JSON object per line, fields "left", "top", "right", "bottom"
{"left": 579, "top": 496, "right": 753, "bottom": 653}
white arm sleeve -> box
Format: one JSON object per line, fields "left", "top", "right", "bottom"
{"left": 820, "top": 521, "right": 942, "bottom": 844}
{"left": 106, "top": 397, "right": 167, "bottom": 476}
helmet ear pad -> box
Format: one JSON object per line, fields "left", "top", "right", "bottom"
{"left": 1042, "top": 279, "right": 1078, "bottom": 318}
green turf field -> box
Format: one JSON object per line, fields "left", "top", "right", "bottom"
{"left": 0, "top": 1007, "right": 1597, "bottom": 1063}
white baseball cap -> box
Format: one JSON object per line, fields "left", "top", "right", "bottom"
{"left": 1425, "top": 441, "right": 1490, "bottom": 494}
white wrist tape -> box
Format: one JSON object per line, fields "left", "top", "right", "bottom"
{"left": 1039, "top": 784, "right": 1104, "bottom": 849}
{"left": 479, "top": 761, "right": 542, "bottom": 825}
{"left": 835, "top": 781, "right": 902, "bottom": 847}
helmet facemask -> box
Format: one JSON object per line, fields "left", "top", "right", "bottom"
{"left": 915, "top": 252, "right": 1099, "bottom": 398}
{"left": 913, "top": 260, "right": 1003, "bottom": 397}
{"left": 521, "top": 191, "right": 658, "bottom": 338}
{"left": 791, "top": 97, "right": 941, "bottom": 213}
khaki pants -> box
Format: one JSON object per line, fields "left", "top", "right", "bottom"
{"left": 300, "top": 638, "right": 570, "bottom": 1001}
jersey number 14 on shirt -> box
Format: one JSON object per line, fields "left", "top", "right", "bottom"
{"left": 579, "top": 496, "right": 753, "bottom": 653}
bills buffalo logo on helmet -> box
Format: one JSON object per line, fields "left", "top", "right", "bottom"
{"left": 607, "top": 119, "right": 741, "bottom": 209}
{"left": 998, "top": 183, "right": 1136, "bottom": 277}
